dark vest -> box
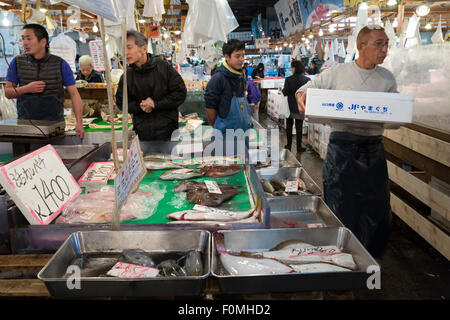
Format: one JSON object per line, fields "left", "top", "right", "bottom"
{"left": 15, "top": 53, "right": 65, "bottom": 121}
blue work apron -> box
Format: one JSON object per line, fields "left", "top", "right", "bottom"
{"left": 213, "top": 76, "right": 253, "bottom": 135}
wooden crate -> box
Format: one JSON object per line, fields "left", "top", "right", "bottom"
{"left": 383, "top": 124, "right": 450, "bottom": 260}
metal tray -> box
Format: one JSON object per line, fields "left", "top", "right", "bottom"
{"left": 257, "top": 167, "right": 322, "bottom": 197}
{"left": 38, "top": 230, "right": 210, "bottom": 298}
{"left": 267, "top": 196, "right": 343, "bottom": 229}
{"left": 250, "top": 148, "right": 302, "bottom": 168}
{"left": 211, "top": 228, "right": 379, "bottom": 294}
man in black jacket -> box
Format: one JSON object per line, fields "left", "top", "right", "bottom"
{"left": 116, "top": 30, "right": 187, "bottom": 141}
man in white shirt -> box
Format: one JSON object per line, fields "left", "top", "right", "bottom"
{"left": 296, "top": 26, "right": 397, "bottom": 257}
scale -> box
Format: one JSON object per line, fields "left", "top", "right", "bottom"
{"left": 0, "top": 119, "right": 65, "bottom": 137}
{"left": 0, "top": 119, "right": 66, "bottom": 157}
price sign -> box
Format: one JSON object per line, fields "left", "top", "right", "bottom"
{"left": 78, "top": 162, "right": 114, "bottom": 187}
{"left": 0, "top": 145, "right": 81, "bottom": 225}
{"left": 88, "top": 40, "right": 105, "bottom": 71}
{"left": 204, "top": 180, "right": 222, "bottom": 194}
{"left": 285, "top": 180, "right": 299, "bottom": 193}
{"left": 114, "top": 136, "right": 146, "bottom": 211}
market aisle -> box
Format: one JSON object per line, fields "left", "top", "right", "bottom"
{"left": 257, "top": 113, "right": 450, "bottom": 300}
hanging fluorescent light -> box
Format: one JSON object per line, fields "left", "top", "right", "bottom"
{"left": 70, "top": 18, "right": 77, "bottom": 24}
{"left": 308, "top": 34, "right": 313, "bottom": 39}
{"left": 289, "top": 43, "right": 293, "bottom": 48}
{"left": 40, "top": 8, "right": 48, "bottom": 13}
{"left": 392, "top": 18, "right": 398, "bottom": 28}
{"left": 416, "top": 4, "right": 430, "bottom": 17}
{"left": 387, "top": 0, "right": 397, "bottom": 6}
{"left": 305, "top": 39, "right": 310, "bottom": 44}
{"left": 138, "top": 19, "right": 146, "bottom": 23}
{"left": 275, "top": 45, "right": 279, "bottom": 51}
{"left": 318, "top": 29, "right": 324, "bottom": 36}
{"left": 2, "top": 12, "right": 8, "bottom": 27}
{"left": 425, "top": 22, "right": 432, "bottom": 30}
{"left": 329, "top": 24, "right": 336, "bottom": 33}
{"left": 92, "top": 23, "right": 98, "bottom": 33}
{"left": 283, "top": 42, "right": 288, "bottom": 47}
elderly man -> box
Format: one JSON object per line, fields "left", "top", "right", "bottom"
{"left": 5, "top": 24, "right": 84, "bottom": 138}
{"left": 115, "top": 30, "right": 186, "bottom": 141}
{"left": 296, "top": 26, "right": 397, "bottom": 257}
{"left": 76, "top": 55, "right": 104, "bottom": 83}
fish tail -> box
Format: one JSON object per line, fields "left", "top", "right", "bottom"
{"left": 214, "top": 233, "right": 227, "bottom": 254}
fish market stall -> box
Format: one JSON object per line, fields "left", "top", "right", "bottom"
{"left": 1, "top": 141, "right": 270, "bottom": 254}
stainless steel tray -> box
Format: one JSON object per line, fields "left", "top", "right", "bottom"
{"left": 38, "top": 230, "right": 210, "bottom": 297}
{"left": 257, "top": 167, "right": 322, "bottom": 197}
{"left": 211, "top": 228, "right": 379, "bottom": 293}
{"left": 250, "top": 148, "right": 302, "bottom": 168}
{"left": 268, "top": 196, "right": 343, "bottom": 228}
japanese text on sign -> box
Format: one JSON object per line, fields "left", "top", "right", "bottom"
{"left": 0, "top": 145, "right": 81, "bottom": 225}
{"left": 114, "top": 136, "right": 146, "bottom": 211}
{"left": 88, "top": 40, "right": 105, "bottom": 71}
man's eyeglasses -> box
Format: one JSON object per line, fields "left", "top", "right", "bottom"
{"left": 366, "top": 41, "right": 389, "bottom": 49}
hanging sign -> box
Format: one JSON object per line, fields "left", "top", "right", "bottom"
{"left": 88, "top": 40, "right": 106, "bottom": 71}
{"left": 255, "top": 38, "right": 270, "bottom": 49}
{"left": 274, "top": 0, "right": 304, "bottom": 37}
{"left": 0, "top": 145, "right": 81, "bottom": 225}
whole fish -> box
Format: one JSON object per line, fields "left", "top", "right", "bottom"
{"left": 119, "top": 249, "right": 156, "bottom": 268}
{"left": 260, "top": 178, "right": 275, "bottom": 193}
{"left": 215, "top": 233, "right": 294, "bottom": 276}
{"left": 290, "top": 263, "right": 352, "bottom": 273}
{"left": 144, "top": 158, "right": 184, "bottom": 170}
{"left": 179, "top": 156, "right": 241, "bottom": 166}
{"left": 184, "top": 250, "right": 203, "bottom": 276}
{"left": 270, "top": 178, "right": 286, "bottom": 191}
{"left": 246, "top": 245, "right": 358, "bottom": 270}
{"left": 143, "top": 153, "right": 184, "bottom": 161}
{"left": 186, "top": 188, "right": 244, "bottom": 206}
{"left": 159, "top": 168, "right": 204, "bottom": 180}
{"left": 198, "top": 164, "right": 244, "bottom": 177}
{"left": 166, "top": 206, "right": 255, "bottom": 222}
{"left": 174, "top": 181, "right": 244, "bottom": 193}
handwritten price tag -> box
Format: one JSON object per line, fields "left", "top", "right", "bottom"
{"left": 0, "top": 145, "right": 81, "bottom": 225}
{"left": 204, "top": 180, "right": 222, "bottom": 194}
{"left": 285, "top": 180, "right": 299, "bottom": 193}
{"left": 114, "top": 136, "right": 146, "bottom": 211}
{"left": 78, "top": 162, "right": 114, "bottom": 187}
{"left": 88, "top": 40, "right": 105, "bottom": 71}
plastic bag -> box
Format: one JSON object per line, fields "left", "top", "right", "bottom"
{"left": 278, "top": 96, "right": 290, "bottom": 119}
{"left": 0, "top": 86, "right": 17, "bottom": 120}
{"left": 49, "top": 33, "right": 77, "bottom": 72}
{"left": 55, "top": 184, "right": 164, "bottom": 224}
{"left": 143, "top": 0, "right": 165, "bottom": 22}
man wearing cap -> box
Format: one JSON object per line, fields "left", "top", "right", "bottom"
{"left": 296, "top": 26, "right": 398, "bottom": 257}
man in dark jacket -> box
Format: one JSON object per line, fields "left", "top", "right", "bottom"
{"left": 116, "top": 30, "right": 187, "bottom": 141}
{"left": 204, "top": 39, "right": 252, "bottom": 136}
{"left": 282, "top": 60, "right": 310, "bottom": 153}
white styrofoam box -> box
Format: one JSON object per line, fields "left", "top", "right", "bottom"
{"left": 319, "top": 142, "right": 328, "bottom": 159}
{"left": 305, "top": 88, "right": 414, "bottom": 125}
{"left": 260, "top": 79, "right": 285, "bottom": 89}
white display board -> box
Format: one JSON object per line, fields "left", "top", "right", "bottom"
{"left": 0, "top": 145, "right": 81, "bottom": 225}
{"left": 88, "top": 40, "right": 106, "bottom": 71}
{"left": 114, "top": 136, "right": 146, "bottom": 211}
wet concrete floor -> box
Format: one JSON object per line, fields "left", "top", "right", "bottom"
{"left": 257, "top": 114, "right": 450, "bottom": 300}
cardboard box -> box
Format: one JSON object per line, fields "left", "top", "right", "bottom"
{"left": 305, "top": 88, "right": 414, "bottom": 125}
